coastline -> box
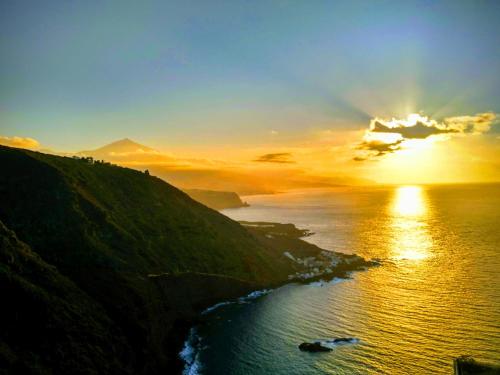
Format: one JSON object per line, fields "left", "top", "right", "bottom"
{"left": 177, "top": 220, "right": 379, "bottom": 374}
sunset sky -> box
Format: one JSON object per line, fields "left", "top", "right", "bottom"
{"left": 1, "top": 1, "right": 499, "bottom": 186}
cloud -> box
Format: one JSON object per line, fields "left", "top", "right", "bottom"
{"left": 356, "top": 139, "right": 403, "bottom": 156}
{"left": 443, "top": 112, "right": 497, "bottom": 134}
{"left": 369, "top": 112, "right": 496, "bottom": 139}
{"left": 0, "top": 135, "right": 40, "bottom": 149}
{"left": 353, "top": 112, "right": 497, "bottom": 161}
{"left": 253, "top": 152, "right": 295, "bottom": 163}
{"left": 371, "top": 120, "right": 457, "bottom": 139}
{"left": 353, "top": 156, "right": 367, "bottom": 162}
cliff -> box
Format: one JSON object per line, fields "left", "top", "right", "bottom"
{"left": 183, "top": 189, "right": 248, "bottom": 210}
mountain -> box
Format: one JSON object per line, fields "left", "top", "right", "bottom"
{"left": 77, "top": 138, "right": 173, "bottom": 164}
{"left": 0, "top": 145, "right": 297, "bottom": 374}
{"left": 81, "top": 137, "right": 154, "bottom": 154}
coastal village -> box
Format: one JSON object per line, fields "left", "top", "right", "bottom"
{"left": 283, "top": 250, "right": 366, "bottom": 281}
{"left": 240, "top": 221, "right": 377, "bottom": 284}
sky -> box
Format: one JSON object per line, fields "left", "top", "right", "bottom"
{"left": 1, "top": 0, "right": 499, "bottom": 187}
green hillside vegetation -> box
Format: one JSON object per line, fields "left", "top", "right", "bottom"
{"left": 0, "top": 147, "right": 288, "bottom": 282}
{"left": 0, "top": 146, "right": 299, "bottom": 374}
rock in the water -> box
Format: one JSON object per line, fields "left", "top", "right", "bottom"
{"left": 298, "top": 342, "right": 332, "bottom": 352}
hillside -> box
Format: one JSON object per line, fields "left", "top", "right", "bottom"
{"left": 0, "top": 220, "right": 132, "bottom": 374}
{"left": 0, "top": 147, "right": 308, "bottom": 374}
{"left": 0, "top": 146, "right": 290, "bottom": 282}
{"left": 0, "top": 146, "right": 294, "bottom": 374}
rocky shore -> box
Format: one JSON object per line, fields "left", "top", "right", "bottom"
{"left": 454, "top": 356, "right": 500, "bottom": 375}
{"left": 179, "top": 221, "right": 379, "bottom": 373}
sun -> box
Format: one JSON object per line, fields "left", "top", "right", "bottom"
{"left": 392, "top": 186, "right": 426, "bottom": 216}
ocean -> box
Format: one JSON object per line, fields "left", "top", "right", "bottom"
{"left": 182, "top": 184, "right": 500, "bottom": 374}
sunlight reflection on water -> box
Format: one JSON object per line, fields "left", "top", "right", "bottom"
{"left": 390, "top": 186, "right": 432, "bottom": 261}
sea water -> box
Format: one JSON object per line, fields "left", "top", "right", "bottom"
{"left": 183, "top": 184, "right": 500, "bottom": 374}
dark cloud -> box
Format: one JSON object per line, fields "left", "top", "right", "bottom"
{"left": 356, "top": 139, "right": 403, "bottom": 156}
{"left": 353, "top": 156, "right": 367, "bottom": 162}
{"left": 253, "top": 153, "right": 295, "bottom": 163}
{"left": 372, "top": 121, "right": 457, "bottom": 139}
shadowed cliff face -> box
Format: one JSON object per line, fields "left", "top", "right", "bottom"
{"left": 0, "top": 220, "right": 132, "bottom": 374}
{"left": 0, "top": 146, "right": 296, "bottom": 374}
{"left": 183, "top": 189, "right": 248, "bottom": 210}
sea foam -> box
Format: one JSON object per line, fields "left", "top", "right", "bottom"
{"left": 319, "top": 337, "right": 360, "bottom": 349}
{"left": 201, "top": 301, "right": 233, "bottom": 315}
{"left": 179, "top": 327, "right": 202, "bottom": 375}
{"left": 182, "top": 288, "right": 274, "bottom": 373}
{"left": 201, "top": 289, "right": 273, "bottom": 315}
{"left": 238, "top": 289, "right": 272, "bottom": 302}
{"left": 308, "top": 277, "right": 345, "bottom": 287}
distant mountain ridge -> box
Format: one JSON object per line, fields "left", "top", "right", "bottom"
{"left": 79, "top": 138, "right": 156, "bottom": 156}
{"left": 78, "top": 138, "right": 249, "bottom": 209}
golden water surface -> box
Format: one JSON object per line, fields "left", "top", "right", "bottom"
{"left": 200, "top": 184, "right": 500, "bottom": 374}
